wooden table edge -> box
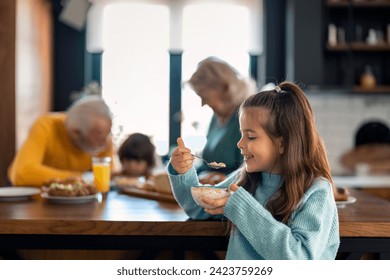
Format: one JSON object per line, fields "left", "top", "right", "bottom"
{"left": 339, "top": 222, "right": 390, "bottom": 237}
{"left": 0, "top": 219, "right": 229, "bottom": 236}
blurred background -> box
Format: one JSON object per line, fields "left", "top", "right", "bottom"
{"left": 1, "top": 0, "right": 390, "bottom": 187}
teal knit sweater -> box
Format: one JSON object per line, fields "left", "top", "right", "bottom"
{"left": 167, "top": 165, "right": 340, "bottom": 260}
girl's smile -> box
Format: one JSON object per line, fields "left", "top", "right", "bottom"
{"left": 243, "top": 154, "right": 254, "bottom": 162}
{"left": 237, "top": 107, "right": 284, "bottom": 174}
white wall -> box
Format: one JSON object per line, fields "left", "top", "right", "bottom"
{"left": 16, "top": 0, "right": 52, "bottom": 148}
{"left": 307, "top": 91, "right": 390, "bottom": 175}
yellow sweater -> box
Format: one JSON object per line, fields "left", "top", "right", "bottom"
{"left": 8, "top": 113, "right": 113, "bottom": 187}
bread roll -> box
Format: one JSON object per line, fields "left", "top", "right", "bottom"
{"left": 333, "top": 187, "right": 350, "bottom": 201}
{"left": 151, "top": 172, "right": 172, "bottom": 194}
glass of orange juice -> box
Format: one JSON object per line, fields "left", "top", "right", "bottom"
{"left": 92, "top": 157, "right": 111, "bottom": 193}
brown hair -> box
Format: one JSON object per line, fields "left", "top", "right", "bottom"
{"left": 236, "top": 81, "right": 333, "bottom": 224}
{"left": 118, "top": 133, "right": 156, "bottom": 168}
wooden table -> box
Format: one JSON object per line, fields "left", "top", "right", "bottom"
{"left": 337, "top": 189, "right": 390, "bottom": 259}
{"left": 0, "top": 189, "right": 229, "bottom": 259}
{"left": 0, "top": 188, "right": 389, "bottom": 259}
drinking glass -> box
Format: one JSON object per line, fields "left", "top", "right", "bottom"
{"left": 92, "top": 157, "right": 111, "bottom": 193}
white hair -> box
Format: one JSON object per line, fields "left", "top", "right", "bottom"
{"left": 65, "top": 96, "right": 112, "bottom": 134}
{"left": 188, "top": 57, "right": 257, "bottom": 106}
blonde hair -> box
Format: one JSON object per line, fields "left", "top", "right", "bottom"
{"left": 65, "top": 96, "right": 112, "bottom": 134}
{"left": 188, "top": 57, "right": 256, "bottom": 106}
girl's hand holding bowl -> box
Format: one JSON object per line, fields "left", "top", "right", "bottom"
{"left": 191, "top": 183, "right": 239, "bottom": 215}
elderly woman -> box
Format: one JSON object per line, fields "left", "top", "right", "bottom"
{"left": 8, "top": 96, "right": 113, "bottom": 187}
{"left": 188, "top": 57, "right": 256, "bottom": 177}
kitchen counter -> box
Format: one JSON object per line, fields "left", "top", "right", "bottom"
{"left": 333, "top": 175, "right": 390, "bottom": 188}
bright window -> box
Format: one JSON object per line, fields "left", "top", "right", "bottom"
{"left": 101, "top": 3, "right": 170, "bottom": 155}
{"left": 93, "top": 0, "right": 263, "bottom": 156}
{"left": 181, "top": 2, "right": 252, "bottom": 153}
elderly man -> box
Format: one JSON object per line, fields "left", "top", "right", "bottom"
{"left": 8, "top": 96, "right": 113, "bottom": 187}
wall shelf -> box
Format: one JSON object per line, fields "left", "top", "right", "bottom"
{"left": 326, "top": 43, "right": 350, "bottom": 51}
{"left": 353, "top": 85, "right": 390, "bottom": 93}
{"left": 323, "top": 0, "right": 390, "bottom": 88}
{"left": 327, "top": 0, "right": 390, "bottom": 8}
{"left": 351, "top": 0, "right": 390, "bottom": 8}
{"left": 326, "top": 0, "right": 349, "bottom": 7}
{"left": 350, "top": 42, "right": 390, "bottom": 51}
{"left": 327, "top": 43, "right": 390, "bottom": 51}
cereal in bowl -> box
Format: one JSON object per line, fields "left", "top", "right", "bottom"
{"left": 190, "top": 186, "right": 231, "bottom": 209}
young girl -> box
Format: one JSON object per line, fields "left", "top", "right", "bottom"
{"left": 168, "top": 81, "right": 340, "bottom": 260}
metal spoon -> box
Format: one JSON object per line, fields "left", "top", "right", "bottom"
{"left": 192, "top": 154, "right": 226, "bottom": 169}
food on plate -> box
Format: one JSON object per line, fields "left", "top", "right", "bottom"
{"left": 113, "top": 172, "right": 172, "bottom": 195}
{"left": 190, "top": 186, "right": 231, "bottom": 209}
{"left": 113, "top": 176, "right": 143, "bottom": 188}
{"left": 142, "top": 179, "right": 156, "bottom": 192}
{"left": 333, "top": 187, "right": 350, "bottom": 201}
{"left": 42, "top": 177, "right": 98, "bottom": 197}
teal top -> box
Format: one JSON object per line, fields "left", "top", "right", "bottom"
{"left": 167, "top": 165, "right": 340, "bottom": 260}
{"left": 197, "top": 112, "right": 242, "bottom": 175}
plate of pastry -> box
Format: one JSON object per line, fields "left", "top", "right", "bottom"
{"left": 41, "top": 178, "right": 99, "bottom": 204}
{"left": 334, "top": 187, "right": 356, "bottom": 207}
{"left": 41, "top": 192, "right": 99, "bottom": 204}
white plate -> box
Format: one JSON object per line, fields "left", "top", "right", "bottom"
{"left": 0, "top": 187, "right": 40, "bottom": 201}
{"left": 41, "top": 192, "right": 99, "bottom": 204}
{"left": 336, "top": 196, "right": 357, "bottom": 208}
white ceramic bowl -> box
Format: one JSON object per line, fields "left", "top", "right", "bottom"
{"left": 190, "top": 186, "right": 231, "bottom": 209}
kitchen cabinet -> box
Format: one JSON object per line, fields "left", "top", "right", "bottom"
{"left": 324, "top": 0, "right": 390, "bottom": 92}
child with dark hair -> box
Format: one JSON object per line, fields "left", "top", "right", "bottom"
{"left": 115, "top": 133, "right": 171, "bottom": 194}
{"left": 117, "top": 133, "right": 156, "bottom": 178}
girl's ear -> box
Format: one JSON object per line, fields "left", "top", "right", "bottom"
{"left": 277, "top": 137, "right": 284, "bottom": 155}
